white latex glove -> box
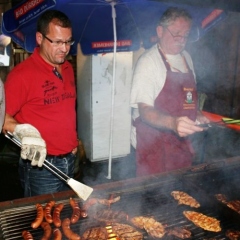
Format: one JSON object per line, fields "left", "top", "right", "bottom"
{"left": 13, "top": 124, "right": 46, "bottom": 167}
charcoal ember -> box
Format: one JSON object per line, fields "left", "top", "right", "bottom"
{"left": 226, "top": 229, "right": 240, "bottom": 240}
{"left": 171, "top": 191, "right": 200, "bottom": 208}
{"left": 94, "top": 209, "right": 128, "bottom": 222}
{"left": 167, "top": 227, "right": 191, "bottom": 239}
{"left": 82, "top": 223, "right": 143, "bottom": 240}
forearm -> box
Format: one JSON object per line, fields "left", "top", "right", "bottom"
{"left": 138, "top": 103, "right": 176, "bottom": 131}
{"left": 2, "top": 113, "right": 19, "bottom": 134}
{"left": 138, "top": 103, "right": 204, "bottom": 137}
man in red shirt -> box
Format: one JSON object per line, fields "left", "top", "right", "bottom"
{"left": 3, "top": 10, "right": 78, "bottom": 197}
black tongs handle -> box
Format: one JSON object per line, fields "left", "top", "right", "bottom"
{"left": 198, "top": 119, "right": 239, "bottom": 128}
{"left": 5, "top": 131, "right": 22, "bottom": 147}
{"left": 198, "top": 123, "right": 214, "bottom": 128}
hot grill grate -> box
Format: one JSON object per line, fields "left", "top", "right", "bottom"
{"left": 1, "top": 162, "right": 240, "bottom": 239}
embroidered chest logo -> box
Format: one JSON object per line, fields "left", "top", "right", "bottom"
{"left": 186, "top": 91, "right": 193, "bottom": 103}
{"left": 42, "top": 80, "right": 60, "bottom": 105}
{"left": 42, "top": 80, "right": 75, "bottom": 105}
{"left": 42, "top": 80, "right": 57, "bottom": 96}
{"left": 183, "top": 88, "right": 195, "bottom": 110}
{"left": 183, "top": 87, "right": 194, "bottom": 104}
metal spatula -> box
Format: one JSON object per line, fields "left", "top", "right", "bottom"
{"left": 5, "top": 131, "right": 93, "bottom": 201}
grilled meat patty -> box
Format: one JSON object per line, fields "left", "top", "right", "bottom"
{"left": 167, "top": 227, "right": 192, "bottom": 239}
{"left": 226, "top": 229, "right": 240, "bottom": 240}
{"left": 82, "top": 223, "right": 143, "bottom": 240}
{"left": 183, "top": 211, "right": 221, "bottom": 232}
{"left": 94, "top": 209, "right": 128, "bottom": 223}
{"left": 131, "top": 216, "right": 165, "bottom": 238}
{"left": 171, "top": 191, "right": 200, "bottom": 208}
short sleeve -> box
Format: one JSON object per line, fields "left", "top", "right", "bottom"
{"left": 131, "top": 46, "right": 167, "bottom": 109}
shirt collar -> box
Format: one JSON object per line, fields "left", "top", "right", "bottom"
{"left": 32, "top": 47, "right": 68, "bottom": 71}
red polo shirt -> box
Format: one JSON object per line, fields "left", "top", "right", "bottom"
{"left": 5, "top": 48, "right": 78, "bottom": 155}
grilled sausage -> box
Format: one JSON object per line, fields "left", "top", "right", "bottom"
{"left": 98, "top": 195, "right": 121, "bottom": 206}
{"left": 31, "top": 203, "right": 44, "bottom": 229}
{"left": 53, "top": 228, "right": 62, "bottom": 240}
{"left": 62, "top": 218, "right": 81, "bottom": 240}
{"left": 81, "top": 198, "right": 98, "bottom": 217}
{"left": 81, "top": 196, "right": 121, "bottom": 217}
{"left": 53, "top": 203, "right": 64, "bottom": 227}
{"left": 80, "top": 210, "right": 87, "bottom": 218}
{"left": 22, "top": 230, "right": 34, "bottom": 240}
{"left": 44, "top": 200, "right": 55, "bottom": 223}
{"left": 69, "top": 198, "right": 81, "bottom": 224}
{"left": 41, "top": 221, "right": 52, "bottom": 240}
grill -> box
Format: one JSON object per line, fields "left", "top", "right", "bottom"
{"left": 1, "top": 157, "right": 240, "bottom": 239}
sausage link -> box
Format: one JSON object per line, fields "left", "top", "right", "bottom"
{"left": 80, "top": 210, "right": 87, "bottom": 218}
{"left": 22, "top": 230, "right": 34, "bottom": 240}
{"left": 81, "top": 198, "right": 98, "bottom": 218}
{"left": 53, "top": 228, "right": 62, "bottom": 240}
{"left": 31, "top": 203, "right": 44, "bottom": 229}
{"left": 69, "top": 198, "right": 81, "bottom": 224}
{"left": 98, "top": 195, "right": 121, "bottom": 206}
{"left": 41, "top": 222, "right": 52, "bottom": 240}
{"left": 53, "top": 203, "right": 64, "bottom": 227}
{"left": 62, "top": 218, "right": 81, "bottom": 240}
{"left": 44, "top": 200, "right": 55, "bottom": 223}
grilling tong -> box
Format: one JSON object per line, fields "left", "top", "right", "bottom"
{"left": 5, "top": 131, "right": 93, "bottom": 201}
{"left": 198, "top": 118, "right": 240, "bottom": 128}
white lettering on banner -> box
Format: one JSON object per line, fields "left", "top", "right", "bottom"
{"left": 15, "top": 8, "right": 23, "bottom": 19}
{"left": 92, "top": 40, "right": 132, "bottom": 49}
{"left": 14, "top": 0, "right": 44, "bottom": 19}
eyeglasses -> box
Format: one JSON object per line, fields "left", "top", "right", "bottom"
{"left": 42, "top": 34, "right": 75, "bottom": 47}
{"left": 165, "top": 27, "right": 189, "bottom": 40}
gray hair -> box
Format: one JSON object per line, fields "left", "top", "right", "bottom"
{"left": 158, "top": 7, "right": 192, "bottom": 27}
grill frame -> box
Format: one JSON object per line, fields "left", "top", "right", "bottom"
{"left": 1, "top": 156, "right": 240, "bottom": 239}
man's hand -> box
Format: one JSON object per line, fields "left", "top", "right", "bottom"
{"left": 138, "top": 103, "right": 205, "bottom": 137}
{"left": 174, "top": 116, "right": 204, "bottom": 137}
{"left": 13, "top": 124, "right": 46, "bottom": 167}
{"left": 196, "top": 111, "right": 210, "bottom": 125}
